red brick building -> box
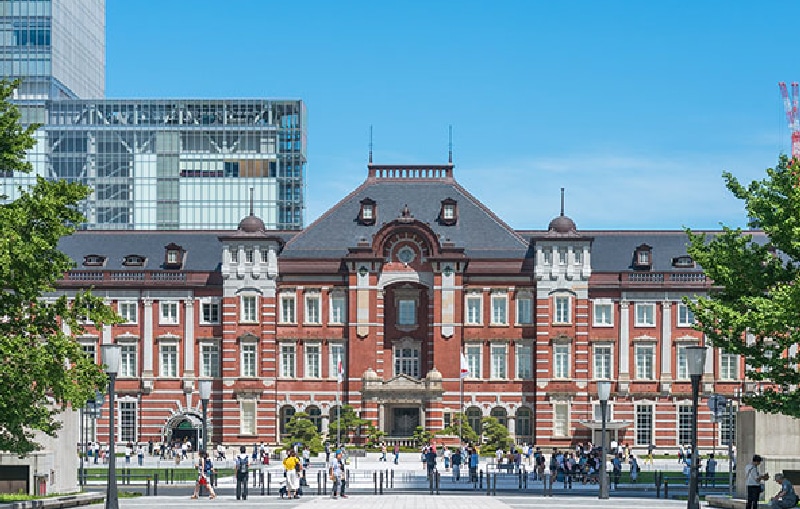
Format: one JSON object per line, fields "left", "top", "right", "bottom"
{"left": 60, "top": 163, "right": 750, "bottom": 451}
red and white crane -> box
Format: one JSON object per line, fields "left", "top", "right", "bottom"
{"left": 779, "top": 81, "right": 800, "bottom": 159}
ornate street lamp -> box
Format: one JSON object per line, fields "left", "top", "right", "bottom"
{"left": 101, "top": 345, "right": 121, "bottom": 509}
{"left": 598, "top": 380, "right": 612, "bottom": 500}
{"left": 686, "top": 346, "right": 708, "bottom": 509}
{"left": 198, "top": 379, "right": 212, "bottom": 453}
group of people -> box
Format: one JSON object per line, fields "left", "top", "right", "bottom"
{"left": 745, "top": 454, "right": 798, "bottom": 509}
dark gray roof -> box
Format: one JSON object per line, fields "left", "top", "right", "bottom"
{"left": 282, "top": 179, "right": 530, "bottom": 259}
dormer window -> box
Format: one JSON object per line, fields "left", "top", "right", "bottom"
{"left": 359, "top": 198, "right": 376, "bottom": 226}
{"left": 83, "top": 254, "right": 106, "bottom": 267}
{"left": 633, "top": 244, "right": 652, "bottom": 269}
{"left": 164, "top": 243, "right": 184, "bottom": 269}
{"left": 672, "top": 255, "right": 694, "bottom": 268}
{"left": 440, "top": 198, "right": 458, "bottom": 226}
{"left": 122, "top": 254, "right": 146, "bottom": 267}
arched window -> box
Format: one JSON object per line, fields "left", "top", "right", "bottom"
{"left": 280, "top": 406, "right": 295, "bottom": 436}
{"left": 307, "top": 406, "right": 322, "bottom": 432}
{"left": 490, "top": 407, "right": 507, "bottom": 427}
{"left": 466, "top": 407, "right": 482, "bottom": 435}
{"left": 515, "top": 407, "right": 532, "bottom": 437}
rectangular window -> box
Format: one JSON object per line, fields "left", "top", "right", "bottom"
{"left": 553, "top": 403, "right": 568, "bottom": 437}
{"left": 635, "top": 302, "right": 655, "bottom": 327}
{"left": 491, "top": 294, "right": 507, "bottom": 325}
{"left": 721, "top": 405, "right": 737, "bottom": 446}
{"left": 554, "top": 344, "right": 570, "bottom": 378}
{"left": 160, "top": 344, "right": 178, "bottom": 377}
{"left": 241, "top": 343, "right": 257, "bottom": 377}
{"left": 593, "top": 403, "right": 614, "bottom": 421}
{"left": 305, "top": 293, "right": 321, "bottom": 324}
{"left": 677, "top": 346, "right": 689, "bottom": 380}
{"left": 120, "top": 401, "right": 137, "bottom": 443}
{"left": 635, "top": 344, "right": 655, "bottom": 380}
{"left": 490, "top": 344, "right": 507, "bottom": 379}
{"left": 120, "top": 344, "right": 136, "bottom": 378}
{"left": 245, "top": 247, "right": 254, "bottom": 263}
{"left": 330, "top": 343, "right": 345, "bottom": 379}
{"left": 593, "top": 302, "right": 613, "bottom": 326}
{"left": 554, "top": 296, "right": 571, "bottom": 324}
{"left": 466, "top": 345, "right": 481, "bottom": 378}
{"left": 280, "top": 294, "right": 296, "bottom": 323}
{"left": 200, "top": 300, "right": 220, "bottom": 324}
{"left": 118, "top": 301, "right": 137, "bottom": 324}
{"left": 201, "top": 343, "right": 219, "bottom": 377}
{"left": 593, "top": 345, "right": 612, "bottom": 380}
{"left": 160, "top": 302, "right": 179, "bottom": 324}
{"left": 240, "top": 400, "right": 256, "bottom": 436}
{"left": 720, "top": 353, "right": 738, "bottom": 381}
{"left": 677, "top": 303, "right": 695, "bottom": 326}
{"left": 394, "top": 347, "right": 420, "bottom": 378}
{"left": 516, "top": 344, "right": 532, "bottom": 379}
{"left": 241, "top": 295, "right": 257, "bottom": 323}
{"left": 466, "top": 295, "right": 482, "bottom": 325}
{"left": 82, "top": 343, "right": 96, "bottom": 362}
{"left": 574, "top": 248, "right": 583, "bottom": 265}
{"left": 678, "top": 404, "right": 693, "bottom": 445}
{"left": 635, "top": 404, "right": 653, "bottom": 446}
{"left": 305, "top": 343, "right": 321, "bottom": 378}
{"left": 329, "top": 293, "right": 346, "bottom": 324}
{"left": 516, "top": 296, "right": 533, "bottom": 325}
{"left": 280, "top": 344, "right": 296, "bottom": 378}
{"left": 558, "top": 248, "right": 567, "bottom": 265}
{"left": 398, "top": 299, "right": 416, "bottom": 325}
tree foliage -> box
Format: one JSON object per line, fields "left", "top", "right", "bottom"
{"left": 436, "top": 412, "right": 479, "bottom": 444}
{"left": 327, "top": 405, "right": 367, "bottom": 445}
{"left": 281, "top": 411, "right": 323, "bottom": 453}
{"left": 480, "top": 416, "right": 513, "bottom": 452}
{"left": 687, "top": 155, "right": 800, "bottom": 417}
{"left": 0, "top": 80, "right": 116, "bottom": 454}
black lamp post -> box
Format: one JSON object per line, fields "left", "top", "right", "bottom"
{"left": 686, "top": 346, "right": 708, "bottom": 509}
{"left": 102, "top": 345, "right": 121, "bottom": 509}
{"left": 198, "top": 379, "right": 212, "bottom": 453}
{"left": 598, "top": 380, "right": 612, "bottom": 499}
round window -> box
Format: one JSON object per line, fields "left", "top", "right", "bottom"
{"left": 397, "top": 246, "right": 416, "bottom": 264}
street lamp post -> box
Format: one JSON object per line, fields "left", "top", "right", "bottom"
{"left": 598, "top": 380, "right": 612, "bottom": 500}
{"left": 686, "top": 346, "right": 708, "bottom": 509}
{"left": 102, "top": 345, "right": 121, "bottom": 509}
{"left": 198, "top": 379, "right": 212, "bottom": 453}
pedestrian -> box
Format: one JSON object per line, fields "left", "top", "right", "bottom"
{"left": 302, "top": 445, "right": 311, "bottom": 468}
{"left": 93, "top": 442, "right": 100, "bottom": 464}
{"left": 629, "top": 454, "right": 639, "bottom": 484}
{"left": 380, "top": 442, "right": 387, "bottom": 462}
{"left": 469, "top": 447, "right": 479, "bottom": 482}
{"left": 678, "top": 444, "right": 685, "bottom": 464}
{"left": 190, "top": 450, "right": 216, "bottom": 499}
{"left": 393, "top": 443, "right": 400, "bottom": 465}
{"left": 770, "top": 473, "right": 798, "bottom": 509}
{"left": 325, "top": 442, "right": 331, "bottom": 464}
{"left": 451, "top": 447, "right": 462, "bottom": 482}
{"left": 283, "top": 449, "right": 302, "bottom": 499}
{"left": 329, "top": 450, "right": 348, "bottom": 499}
{"left": 745, "top": 454, "right": 770, "bottom": 509}
{"left": 425, "top": 445, "right": 437, "bottom": 479}
{"left": 137, "top": 444, "right": 144, "bottom": 466}
{"left": 235, "top": 445, "right": 249, "bottom": 500}
{"left": 706, "top": 453, "right": 718, "bottom": 487}
{"left": 443, "top": 446, "right": 451, "bottom": 471}
{"left": 646, "top": 443, "right": 655, "bottom": 467}
{"left": 612, "top": 453, "right": 622, "bottom": 489}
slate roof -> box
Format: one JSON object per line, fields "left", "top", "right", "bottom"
{"left": 281, "top": 177, "right": 530, "bottom": 259}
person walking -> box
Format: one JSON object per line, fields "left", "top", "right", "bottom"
{"left": 329, "top": 450, "right": 348, "bottom": 499}
{"left": 443, "top": 446, "right": 451, "bottom": 471}
{"left": 283, "top": 449, "right": 302, "bottom": 499}
{"left": 706, "top": 453, "right": 718, "bottom": 487}
{"left": 646, "top": 443, "right": 655, "bottom": 467}
{"left": 612, "top": 453, "right": 622, "bottom": 489}
{"left": 770, "top": 473, "right": 798, "bottom": 509}
{"left": 393, "top": 443, "right": 400, "bottom": 465}
{"left": 451, "top": 447, "right": 462, "bottom": 482}
{"left": 629, "top": 454, "right": 639, "bottom": 484}
{"left": 469, "top": 446, "right": 479, "bottom": 483}
{"left": 425, "top": 445, "right": 437, "bottom": 479}
{"left": 746, "top": 454, "right": 770, "bottom": 509}
{"left": 190, "top": 450, "right": 216, "bottom": 499}
{"left": 380, "top": 442, "right": 387, "bottom": 462}
{"left": 235, "top": 445, "right": 249, "bottom": 500}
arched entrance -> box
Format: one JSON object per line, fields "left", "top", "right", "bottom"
{"left": 163, "top": 413, "right": 203, "bottom": 451}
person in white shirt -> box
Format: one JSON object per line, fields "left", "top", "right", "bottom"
{"left": 746, "top": 454, "right": 770, "bottom": 509}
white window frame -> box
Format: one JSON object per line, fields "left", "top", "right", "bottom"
{"left": 240, "top": 399, "right": 257, "bottom": 436}
{"left": 677, "top": 303, "right": 695, "bottom": 327}
{"left": 465, "top": 293, "right": 482, "bottom": 325}
{"left": 678, "top": 404, "right": 693, "bottom": 445}
{"left": 553, "top": 402, "right": 569, "bottom": 437}
{"left": 304, "top": 342, "right": 321, "bottom": 379}
{"left": 465, "top": 344, "right": 482, "bottom": 379}
{"left": 120, "top": 343, "right": 137, "bottom": 378}
{"left": 240, "top": 295, "right": 258, "bottom": 323}
{"left": 516, "top": 343, "right": 532, "bottom": 379}
{"left": 200, "top": 342, "right": 220, "bottom": 377}
{"left": 554, "top": 295, "right": 571, "bottom": 324}
{"left": 329, "top": 293, "right": 346, "bottom": 325}
{"left": 593, "top": 344, "right": 613, "bottom": 380}
{"left": 330, "top": 343, "right": 345, "bottom": 379}
{"left": 279, "top": 293, "right": 296, "bottom": 324}
{"left": 593, "top": 301, "right": 614, "bottom": 327}
{"left": 491, "top": 293, "right": 508, "bottom": 325}
{"left": 634, "top": 302, "right": 655, "bottom": 327}
{"left": 118, "top": 301, "right": 138, "bottom": 324}
{"left": 635, "top": 403, "right": 654, "bottom": 446}
{"left": 119, "top": 399, "right": 137, "bottom": 443}
{"left": 280, "top": 343, "right": 296, "bottom": 378}
{"left": 199, "top": 298, "right": 220, "bottom": 325}
{"left": 490, "top": 343, "right": 507, "bottom": 379}
{"left": 593, "top": 402, "right": 614, "bottom": 421}
{"left": 159, "top": 301, "right": 179, "bottom": 325}
{"left": 394, "top": 344, "right": 421, "bottom": 378}
{"left": 516, "top": 295, "right": 533, "bottom": 325}
{"left": 443, "top": 203, "right": 455, "bottom": 220}
{"left": 304, "top": 292, "right": 321, "bottom": 325}
{"left": 241, "top": 342, "right": 257, "bottom": 378}
{"left": 676, "top": 345, "right": 690, "bottom": 380}
{"left": 159, "top": 342, "right": 178, "bottom": 378}
{"left": 720, "top": 352, "right": 738, "bottom": 381}
{"left": 635, "top": 344, "right": 655, "bottom": 380}
{"left": 553, "top": 343, "right": 570, "bottom": 379}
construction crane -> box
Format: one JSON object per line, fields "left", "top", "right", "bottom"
{"left": 779, "top": 81, "right": 800, "bottom": 160}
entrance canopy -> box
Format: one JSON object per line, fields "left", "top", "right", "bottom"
{"left": 577, "top": 419, "right": 632, "bottom": 431}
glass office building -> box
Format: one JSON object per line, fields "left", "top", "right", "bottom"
{"left": 6, "top": 99, "right": 307, "bottom": 230}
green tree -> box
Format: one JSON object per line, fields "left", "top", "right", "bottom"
{"left": 282, "top": 411, "right": 323, "bottom": 453}
{"left": 365, "top": 423, "right": 385, "bottom": 449}
{"left": 0, "top": 79, "right": 117, "bottom": 454}
{"left": 412, "top": 425, "right": 432, "bottom": 447}
{"left": 435, "top": 412, "right": 479, "bottom": 444}
{"left": 687, "top": 154, "right": 800, "bottom": 417}
{"left": 481, "top": 416, "right": 513, "bottom": 453}
{"left": 327, "top": 405, "right": 367, "bottom": 445}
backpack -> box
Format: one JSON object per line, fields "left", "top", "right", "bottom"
{"left": 204, "top": 458, "right": 214, "bottom": 475}
{"left": 237, "top": 455, "right": 249, "bottom": 474}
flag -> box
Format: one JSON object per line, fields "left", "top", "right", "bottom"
{"left": 337, "top": 355, "right": 344, "bottom": 383}
{"left": 460, "top": 352, "right": 469, "bottom": 379}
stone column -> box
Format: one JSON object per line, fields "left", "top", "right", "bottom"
{"left": 143, "top": 298, "right": 154, "bottom": 374}
{"left": 321, "top": 416, "right": 329, "bottom": 435}
{"left": 619, "top": 301, "right": 630, "bottom": 379}
{"left": 660, "top": 301, "right": 672, "bottom": 378}
{"left": 184, "top": 299, "right": 195, "bottom": 376}
{"left": 507, "top": 413, "right": 516, "bottom": 436}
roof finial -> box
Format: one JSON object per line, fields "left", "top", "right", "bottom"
{"left": 369, "top": 125, "right": 373, "bottom": 164}
{"left": 560, "top": 187, "right": 565, "bottom": 216}
{"left": 448, "top": 125, "right": 453, "bottom": 164}
{"left": 249, "top": 187, "right": 254, "bottom": 216}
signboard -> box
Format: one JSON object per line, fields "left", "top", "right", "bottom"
{"left": 707, "top": 394, "right": 728, "bottom": 422}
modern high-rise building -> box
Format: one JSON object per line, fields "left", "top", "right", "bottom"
{"left": 1, "top": 1, "right": 308, "bottom": 230}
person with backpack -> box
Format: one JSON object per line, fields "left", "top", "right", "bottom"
{"left": 329, "top": 450, "right": 347, "bottom": 499}
{"left": 235, "top": 445, "right": 249, "bottom": 500}
{"left": 190, "top": 450, "right": 216, "bottom": 499}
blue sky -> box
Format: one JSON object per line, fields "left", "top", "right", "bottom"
{"left": 106, "top": 1, "right": 800, "bottom": 230}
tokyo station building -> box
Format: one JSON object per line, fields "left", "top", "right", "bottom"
{"left": 59, "top": 162, "right": 748, "bottom": 451}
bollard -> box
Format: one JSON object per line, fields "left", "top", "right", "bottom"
{"left": 252, "top": 469, "right": 257, "bottom": 488}
{"left": 664, "top": 480, "right": 669, "bottom": 499}
{"left": 493, "top": 473, "right": 497, "bottom": 496}
{"left": 479, "top": 469, "right": 484, "bottom": 489}
{"left": 146, "top": 478, "right": 150, "bottom": 496}
{"left": 429, "top": 469, "right": 434, "bottom": 495}
{"left": 317, "top": 471, "right": 322, "bottom": 495}
{"left": 379, "top": 471, "right": 384, "bottom": 495}
{"left": 391, "top": 469, "right": 394, "bottom": 489}
{"left": 656, "top": 474, "right": 661, "bottom": 498}
{"left": 519, "top": 468, "right": 523, "bottom": 490}
{"left": 170, "top": 468, "right": 174, "bottom": 485}
{"left": 267, "top": 472, "right": 271, "bottom": 496}
{"left": 486, "top": 470, "right": 491, "bottom": 496}
{"left": 436, "top": 470, "right": 440, "bottom": 495}
{"left": 260, "top": 472, "right": 265, "bottom": 496}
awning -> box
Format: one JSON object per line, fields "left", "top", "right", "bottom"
{"left": 577, "top": 420, "right": 632, "bottom": 431}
